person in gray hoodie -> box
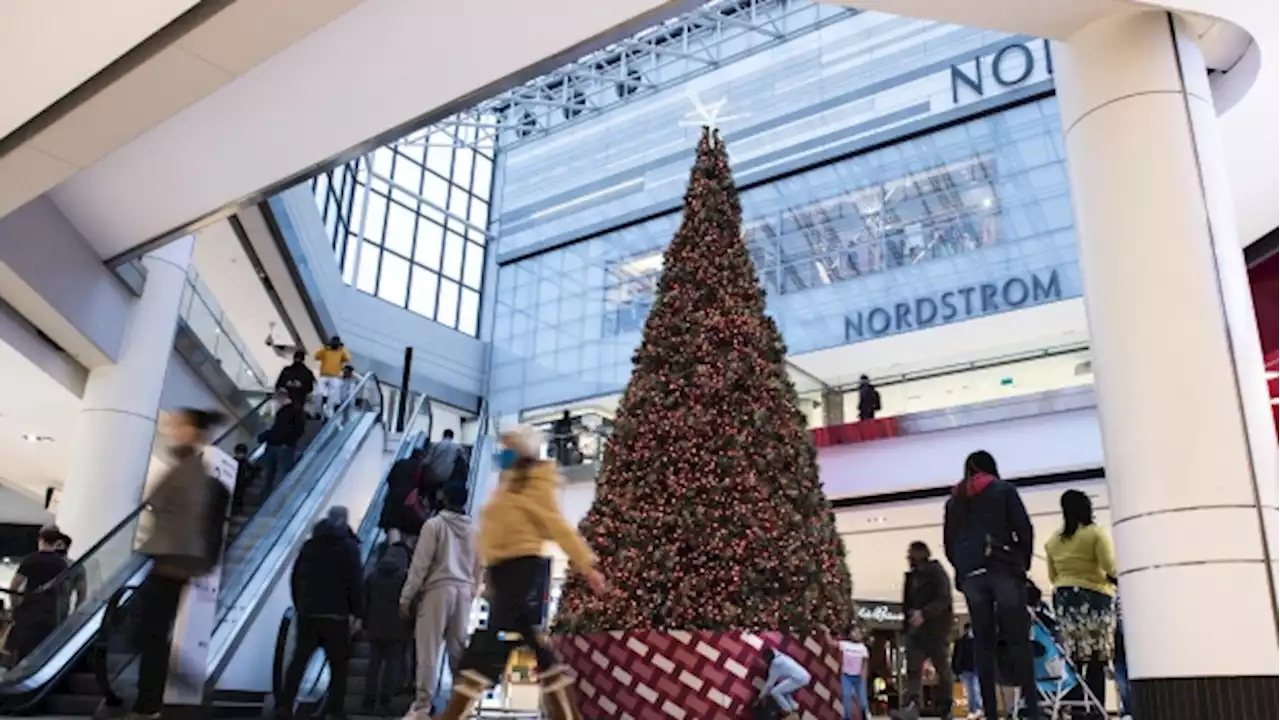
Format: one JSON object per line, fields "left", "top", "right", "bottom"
{"left": 397, "top": 483, "right": 480, "bottom": 719}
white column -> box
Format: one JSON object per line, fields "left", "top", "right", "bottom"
{"left": 57, "top": 236, "right": 194, "bottom": 555}
{"left": 1054, "top": 7, "right": 1279, "bottom": 691}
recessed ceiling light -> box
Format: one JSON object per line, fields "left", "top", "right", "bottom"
{"left": 22, "top": 433, "right": 54, "bottom": 443}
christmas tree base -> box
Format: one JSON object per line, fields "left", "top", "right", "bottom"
{"left": 552, "top": 630, "right": 850, "bottom": 720}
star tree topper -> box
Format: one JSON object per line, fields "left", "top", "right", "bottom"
{"left": 679, "top": 89, "right": 747, "bottom": 146}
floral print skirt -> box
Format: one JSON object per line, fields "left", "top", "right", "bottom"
{"left": 1052, "top": 586, "right": 1115, "bottom": 662}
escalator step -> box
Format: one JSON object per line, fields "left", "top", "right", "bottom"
{"left": 64, "top": 672, "right": 101, "bottom": 695}
{"left": 45, "top": 693, "right": 105, "bottom": 715}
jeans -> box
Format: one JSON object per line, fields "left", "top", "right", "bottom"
{"left": 905, "top": 634, "right": 953, "bottom": 718}
{"left": 842, "top": 673, "right": 868, "bottom": 719}
{"left": 770, "top": 677, "right": 806, "bottom": 712}
{"left": 262, "top": 445, "right": 297, "bottom": 494}
{"left": 959, "top": 671, "right": 982, "bottom": 712}
{"left": 133, "top": 574, "right": 187, "bottom": 714}
{"left": 961, "top": 571, "right": 1039, "bottom": 719}
{"left": 279, "top": 616, "right": 352, "bottom": 717}
{"left": 366, "top": 639, "right": 406, "bottom": 709}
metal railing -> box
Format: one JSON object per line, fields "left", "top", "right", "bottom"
{"left": 179, "top": 268, "right": 270, "bottom": 392}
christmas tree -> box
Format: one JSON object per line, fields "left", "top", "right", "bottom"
{"left": 554, "top": 127, "right": 853, "bottom": 636}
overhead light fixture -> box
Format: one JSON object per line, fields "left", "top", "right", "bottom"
{"left": 22, "top": 433, "right": 54, "bottom": 443}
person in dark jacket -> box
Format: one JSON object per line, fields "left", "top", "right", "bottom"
{"left": 893, "top": 541, "right": 954, "bottom": 720}
{"left": 363, "top": 542, "right": 411, "bottom": 715}
{"left": 380, "top": 446, "right": 428, "bottom": 547}
{"left": 130, "top": 408, "right": 230, "bottom": 719}
{"left": 275, "top": 350, "right": 317, "bottom": 409}
{"left": 230, "top": 443, "right": 258, "bottom": 517}
{"left": 857, "top": 375, "right": 881, "bottom": 421}
{"left": 951, "top": 623, "right": 980, "bottom": 719}
{"left": 278, "top": 507, "right": 364, "bottom": 720}
{"left": 943, "top": 451, "right": 1039, "bottom": 719}
{"left": 260, "top": 390, "right": 306, "bottom": 494}
{"left": 4, "top": 527, "right": 68, "bottom": 665}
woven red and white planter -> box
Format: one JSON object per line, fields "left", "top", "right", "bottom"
{"left": 552, "top": 630, "right": 854, "bottom": 720}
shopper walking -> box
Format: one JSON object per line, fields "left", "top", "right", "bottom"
{"left": 275, "top": 350, "right": 317, "bottom": 409}
{"left": 839, "top": 626, "right": 870, "bottom": 720}
{"left": 314, "top": 337, "right": 353, "bottom": 418}
{"left": 259, "top": 389, "right": 306, "bottom": 493}
{"left": 857, "top": 375, "right": 881, "bottom": 421}
{"left": 943, "top": 450, "right": 1039, "bottom": 720}
{"left": 363, "top": 542, "right": 411, "bottom": 716}
{"left": 419, "top": 430, "right": 465, "bottom": 514}
{"left": 432, "top": 426, "right": 607, "bottom": 720}
{"left": 277, "top": 507, "right": 364, "bottom": 720}
{"left": 1045, "top": 490, "right": 1116, "bottom": 716}
{"left": 893, "top": 541, "right": 954, "bottom": 720}
{"left": 380, "top": 445, "right": 429, "bottom": 548}
{"left": 951, "top": 623, "right": 982, "bottom": 719}
{"left": 398, "top": 483, "right": 480, "bottom": 720}
{"left": 4, "top": 527, "right": 69, "bottom": 664}
{"left": 128, "top": 408, "right": 231, "bottom": 719}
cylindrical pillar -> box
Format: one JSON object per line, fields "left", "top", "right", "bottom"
{"left": 1055, "top": 10, "right": 1278, "bottom": 715}
{"left": 57, "top": 236, "right": 194, "bottom": 560}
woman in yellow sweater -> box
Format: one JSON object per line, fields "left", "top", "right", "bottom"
{"left": 1044, "top": 489, "right": 1116, "bottom": 714}
{"left": 436, "top": 426, "right": 607, "bottom": 720}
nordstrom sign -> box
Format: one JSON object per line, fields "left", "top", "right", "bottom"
{"left": 844, "top": 269, "right": 1062, "bottom": 343}
{"left": 950, "top": 39, "right": 1054, "bottom": 104}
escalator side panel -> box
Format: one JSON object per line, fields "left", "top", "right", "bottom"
{"left": 210, "top": 416, "right": 387, "bottom": 693}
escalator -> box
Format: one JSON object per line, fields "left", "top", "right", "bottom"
{"left": 274, "top": 400, "right": 487, "bottom": 718}
{"left": 0, "top": 374, "right": 389, "bottom": 716}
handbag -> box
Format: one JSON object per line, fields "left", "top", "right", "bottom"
{"left": 403, "top": 466, "right": 429, "bottom": 525}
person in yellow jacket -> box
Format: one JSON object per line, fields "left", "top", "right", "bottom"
{"left": 435, "top": 425, "right": 607, "bottom": 720}
{"left": 313, "top": 335, "right": 352, "bottom": 418}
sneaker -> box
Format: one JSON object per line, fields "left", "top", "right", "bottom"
{"left": 401, "top": 704, "right": 431, "bottom": 720}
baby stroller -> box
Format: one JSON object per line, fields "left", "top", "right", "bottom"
{"left": 1010, "top": 584, "right": 1108, "bottom": 719}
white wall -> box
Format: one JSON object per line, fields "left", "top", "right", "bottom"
{"left": 47, "top": 0, "right": 684, "bottom": 259}
{"left": 819, "top": 407, "right": 1103, "bottom": 498}
{"left": 0, "top": 483, "right": 53, "bottom": 525}
{"left": 160, "top": 349, "right": 237, "bottom": 418}
{"left": 0, "top": 0, "right": 199, "bottom": 139}
{"left": 793, "top": 298, "right": 1090, "bottom": 389}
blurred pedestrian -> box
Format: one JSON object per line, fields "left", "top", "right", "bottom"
{"left": 127, "top": 408, "right": 231, "bottom": 719}
{"left": 431, "top": 426, "right": 606, "bottom": 720}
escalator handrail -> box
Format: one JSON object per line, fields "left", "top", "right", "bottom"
{"left": 272, "top": 607, "right": 296, "bottom": 702}
{"left": 214, "top": 372, "right": 384, "bottom": 616}
{"left": 206, "top": 375, "right": 388, "bottom": 682}
{"left": 92, "top": 580, "right": 148, "bottom": 708}
{"left": 302, "top": 429, "right": 497, "bottom": 713}
{"left": 1, "top": 394, "right": 271, "bottom": 603}
{"left": 355, "top": 394, "right": 433, "bottom": 555}
{"left": 285, "top": 394, "right": 432, "bottom": 708}
{"left": 211, "top": 394, "right": 273, "bottom": 448}
{"left": 0, "top": 504, "right": 149, "bottom": 602}
{"left": 0, "top": 396, "right": 282, "bottom": 707}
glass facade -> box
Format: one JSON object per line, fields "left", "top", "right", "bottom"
{"left": 488, "top": 97, "right": 1078, "bottom": 413}
{"left": 311, "top": 128, "right": 494, "bottom": 337}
